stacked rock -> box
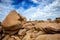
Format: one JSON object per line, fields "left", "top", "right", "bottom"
{"left": 1, "top": 10, "right": 60, "bottom": 40}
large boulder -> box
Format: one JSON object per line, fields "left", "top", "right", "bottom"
{"left": 2, "top": 10, "right": 21, "bottom": 27}
{"left": 2, "top": 10, "right": 26, "bottom": 35}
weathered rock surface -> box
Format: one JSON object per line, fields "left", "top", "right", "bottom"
{"left": 2, "top": 35, "right": 10, "bottom": 40}
{"left": 11, "top": 35, "right": 21, "bottom": 40}
{"left": 18, "top": 29, "right": 27, "bottom": 36}
{"left": 2, "top": 10, "right": 21, "bottom": 27}
{"left": 22, "top": 22, "right": 35, "bottom": 29}
{"left": 35, "top": 34, "right": 60, "bottom": 40}
{"left": 34, "top": 23, "right": 60, "bottom": 33}
{"left": 8, "top": 37, "right": 15, "bottom": 40}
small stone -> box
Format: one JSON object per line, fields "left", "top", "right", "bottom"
{"left": 2, "top": 35, "right": 10, "bottom": 40}
{"left": 11, "top": 35, "right": 21, "bottom": 40}
{"left": 18, "top": 29, "right": 27, "bottom": 36}
{"left": 8, "top": 37, "right": 15, "bottom": 40}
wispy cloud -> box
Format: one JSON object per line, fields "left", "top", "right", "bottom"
{"left": 1, "top": 0, "right": 13, "bottom": 4}
{"left": 17, "top": 0, "right": 60, "bottom": 20}
{"left": 0, "top": 0, "right": 14, "bottom": 21}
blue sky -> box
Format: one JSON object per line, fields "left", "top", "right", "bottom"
{"left": 0, "top": 0, "right": 60, "bottom": 21}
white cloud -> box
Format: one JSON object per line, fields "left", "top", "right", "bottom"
{"left": 31, "top": 0, "right": 39, "bottom": 3}
{"left": 0, "top": 3, "right": 14, "bottom": 21}
{"left": 43, "top": 0, "right": 60, "bottom": 11}
{"left": 22, "top": 7, "right": 53, "bottom": 20}
{"left": 31, "top": 0, "right": 53, "bottom": 5}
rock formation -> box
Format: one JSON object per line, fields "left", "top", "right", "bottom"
{"left": 1, "top": 10, "right": 60, "bottom": 40}
{"left": 2, "top": 10, "right": 26, "bottom": 35}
